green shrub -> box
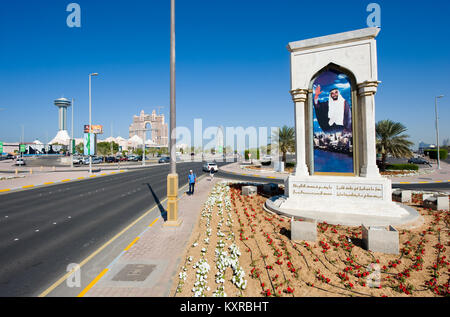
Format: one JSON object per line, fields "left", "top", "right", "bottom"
{"left": 385, "top": 163, "right": 419, "bottom": 171}
{"left": 424, "top": 148, "right": 448, "bottom": 160}
{"left": 244, "top": 150, "right": 250, "bottom": 160}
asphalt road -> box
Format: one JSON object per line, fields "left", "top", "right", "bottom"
{"left": 0, "top": 161, "right": 227, "bottom": 297}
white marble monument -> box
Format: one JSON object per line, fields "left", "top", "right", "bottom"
{"left": 266, "top": 28, "right": 417, "bottom": 225}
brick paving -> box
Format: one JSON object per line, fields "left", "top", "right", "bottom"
{"left": 85, "top": 176, "right": 218, "bottom": 297}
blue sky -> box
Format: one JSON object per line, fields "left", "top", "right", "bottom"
{"left": 0, "top": 0, "right": 449, "bottom": 147}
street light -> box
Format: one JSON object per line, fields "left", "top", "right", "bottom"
{"left": 164, "top": 0, "right": 181, "bottom": 227}
{"left": 89, "top": 73, "right": 99, "bottom": 174}
{"left": 71, "top": 98, "right": 74, "bottom": 169}
{"left": 435, "top": 95, "right": 444, "bottom": 170}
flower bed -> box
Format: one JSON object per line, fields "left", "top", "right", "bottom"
{"left": 172, "top": 182, "right": 449, "bottom": 297}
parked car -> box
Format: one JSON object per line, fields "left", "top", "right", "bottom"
{"left": 105, "top": 156, "right": 117, "bottom": 163}
{"left": 408, "top": 157, "right": 431, "bottom": 166}
{"left": 92, "top": 156, "right": 103, "bottom": 164}
{"left": 15, "top": 158, "right": 26, "bottom": 166}
{"left": 72, "top": 156, "right": 83, "bottom": 165}
{"left": 158, "top": 156, "right": 170, "bottom": 163}
{"left": 203, "top": 162, "right": 218, "bottom": 172}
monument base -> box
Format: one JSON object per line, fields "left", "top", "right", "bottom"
{"left": 264, "top": 175, "right": 420, "bottom": 227}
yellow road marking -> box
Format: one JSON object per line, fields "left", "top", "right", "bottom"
{"left": 77, "top": 177, "right": 85, "bottom": 180}
{"left": 149, "top": 218, "right": 159, "bottom": 227}
{"left": 124, "top": 237, "right": 140, "bottom": 251}
{"left": 435, "top": 180, "right": 443, "bottom": 183}
{"left": 61, "top": 179, "right": 71, "bottom": 182}
{"left": 267, "top": 176, "right": 276, "bottom": 179}
{"left": 110, "top": 172, "right": 117, "bottom": 174}
{"left": 418, "top": 181, "right": 429, "bottom": 184}
{"left": 43, "top": 182, "right": 54, "bottom": 185}
{"left": 100, "top": 173, "right": 107, "bottom": 176}
{"left": 399, "top": 182, "right": 411, "bottom": 184}
{"left": 38, "top": 196, "right": 168, "bottom": 297}
{"left": 22, "top": 185, "right": 34, "bottom": 189}
{"left": 119, "top": 170, "right": 125, "bottom": 173}
{"left": 77, "top": 269, "right": 109, "bottom": 297}
{"left": 89, "top": 175, "right": 96, "bottom": 178}
{"left": 0, "top": 189, "right": 11, "bottom": 192}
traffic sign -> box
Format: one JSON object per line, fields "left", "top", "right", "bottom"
{"left": 0, "top": 142, "right": 3, "bottom": 154}
{"left": 20, "top": 144, "right": 26, "bottom": 153}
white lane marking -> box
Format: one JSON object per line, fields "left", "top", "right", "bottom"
{"left": 35, "top": 229, "right": 39, "bottom": 232}
{"left": 14, "top": 238, "right": 19, "bottom": 241}
{"left": 53, "top": 222, "right": 57, "bottom": 225}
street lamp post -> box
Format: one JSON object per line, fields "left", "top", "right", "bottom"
{"left": 89, "top": 73, "right": 99, "bottom": 174}
{"left": 165, "top": 0, "right": 181, "bottom": 227}
{"left": 71, "top": 98, "right": 74, "bottom": 169}
{"left": 435, "top": 95, "right": 444, "bottom": 170}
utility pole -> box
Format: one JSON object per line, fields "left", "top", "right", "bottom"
{"left": 71, "top": 98, "right": 74, "bottom": 169}
{"left": 88, "top": 73, "right": 98, "bottom": 174}
{"left": 165, "top": 0, "right": 181, "bottom": 227}
{"left": 435, "top": 95, "right": 444, "bottom": 170}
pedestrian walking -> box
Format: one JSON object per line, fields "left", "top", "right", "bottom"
{"left": 188, "top": 169, "right": 197, "bottom": 195}
{"left": 209, "top": 166, "right": 214, "bottom": 181}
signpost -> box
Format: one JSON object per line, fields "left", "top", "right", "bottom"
{"left": 83, "top": 133, "right": 96, "bottom": 156}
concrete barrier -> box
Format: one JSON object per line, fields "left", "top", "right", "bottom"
{"left": 362, "top": 225, "right": 399, "bottom": 255}
{"left": 291, "top": 219, "right": 317, "bottom": 242}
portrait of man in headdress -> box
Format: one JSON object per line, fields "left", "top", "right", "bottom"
{"left": 313, "top": 85, "right": 351, "bottom": 133}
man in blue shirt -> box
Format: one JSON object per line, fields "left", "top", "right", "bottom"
{"left": 188, "top": 170, "right": 196, "bottom": 195}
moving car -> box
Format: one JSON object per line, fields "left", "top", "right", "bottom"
{"left": 158, "top": 156, "right": 170, "bottom": 163}
{"left": 203, "top": 162, "right": 218, "bottom": 172}
{"left": 15, "top": 158, "right": 26, "bottom": 166}
{"left": 408, "top": 157, "right": 431, "bottom": 166}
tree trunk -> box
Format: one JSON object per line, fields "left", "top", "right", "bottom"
{"left": 282, "top": 152, "right": 287, "bottom": 163}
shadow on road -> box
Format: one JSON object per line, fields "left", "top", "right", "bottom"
{"left": 145, "top": 183, "right": 167, "bottom": 221}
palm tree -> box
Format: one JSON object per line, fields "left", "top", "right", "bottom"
{"left": 272, "top": 126, "right": 295, "bottom": 163}
{"left": 376, "top": 120, "right": 413, "bottom": 170}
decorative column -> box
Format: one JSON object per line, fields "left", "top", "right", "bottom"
{"left": 290, "top": 88, "right": 310, "bottom": 177}
{"left": 357, "top": 81, "right": 381, "bottom": 178}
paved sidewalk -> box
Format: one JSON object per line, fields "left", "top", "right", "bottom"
{"left": 83, "top": 176, "right": 218, "bottom": 297}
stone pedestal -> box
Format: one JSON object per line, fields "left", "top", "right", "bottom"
{"left": 362, "top": 225, "right": 399, "bottom": 254}
{"left": 291, "top": 219, "right": 317, "bottom": 242}
{"left": 281, "top": 175, "right": 409, "bottom": 219}
{"left": 423, "top": 195, "right": 449, "bottom": 211}
{"left": 392, "top": 189, "right": 412, "bottom": 203}
{"left": 242, "top": 185, "right": 257, "bottom": 196}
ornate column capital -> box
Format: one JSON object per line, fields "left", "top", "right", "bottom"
{"left": 357, "top": 81, "right": 381, "bottom": 96}
{"left": 290, "top": 88, "right": 309, "bottom": 103}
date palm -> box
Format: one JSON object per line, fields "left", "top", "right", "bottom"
{"left": 376, "top": 120, "right": 413, "bottom": 170}
{"left": 272, "top": 126, "right": 295, "bottom": 163}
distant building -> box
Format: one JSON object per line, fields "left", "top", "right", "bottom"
{"left": 128, "top": 110, "right": 168, "bottom": 147}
